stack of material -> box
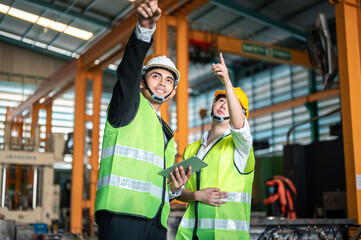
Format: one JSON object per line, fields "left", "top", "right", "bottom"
{"left": 0, "top": 219, "right": 15, "bottom": 239}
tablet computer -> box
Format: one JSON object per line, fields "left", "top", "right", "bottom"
{"left": 158, "top": 156, "right": 208, "bottom": 179}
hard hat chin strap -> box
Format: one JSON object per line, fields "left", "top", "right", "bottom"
{"left": 143, "top": 78, "right": 173, "bottom": 103}
{"left": 211, "top": 112, "right": 230, "bottom": 123}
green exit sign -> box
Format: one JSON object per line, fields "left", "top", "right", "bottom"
{"left": 242, "top": 42, "right": 291, "bottom": 61}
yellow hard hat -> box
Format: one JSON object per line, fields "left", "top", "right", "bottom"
{"left": 214, "top": 87, "right": 249, "bottom": 118}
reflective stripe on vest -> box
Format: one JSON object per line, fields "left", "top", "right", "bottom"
{"left": 97, "top": 174, "right": 169, "bottom": 203}
{"left": 179, "top": 218, "right": 250, "bottom": 231}
{"left": 101, "top": 145, "right": 164, "bottom": 169}
{"left": 219, "top": 191, "right": 251, "bottom": 204}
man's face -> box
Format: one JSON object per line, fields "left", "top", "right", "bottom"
{"left": 213, "top": 96, "right": 229, "bottom": 118}
{"left": 141, "top": 68, "right": 176, "bottom": 101}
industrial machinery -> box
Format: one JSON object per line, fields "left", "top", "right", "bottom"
{"left": 0, "top": 120, "right": 64, "bottom": 226}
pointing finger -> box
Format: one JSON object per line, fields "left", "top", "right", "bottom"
{"left": 219, "top": 53, "right": 225, "bottom": 65}
{"left": 146, "top": 0, "right": 156, "bottom": 14}
{"left": 148, "top": 0, "right": 158, "bottom": 12}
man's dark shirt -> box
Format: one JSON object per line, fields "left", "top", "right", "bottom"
{"left": 107, "top": 30, "right": 152, "bottom": 128}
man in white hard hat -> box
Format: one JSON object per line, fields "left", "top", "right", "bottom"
{"left": 94, "top": 1, "right": 191, "bottom": 239}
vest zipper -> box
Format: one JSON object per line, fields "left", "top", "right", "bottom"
{"left": 157, "top": 117, "right": 169, "bottom": 228}
{"left": 192, "top": 135, "right": 229, "bottom": 239}
{"left": 155, "top": 140, "right": 167, "bottom": 229}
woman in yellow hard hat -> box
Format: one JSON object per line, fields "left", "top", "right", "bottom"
{"left": 175, "top": 53, "right": 255, "bottom": 240}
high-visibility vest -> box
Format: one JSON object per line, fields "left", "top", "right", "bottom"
{"left": 95, "top": 93, "right": 175, "bottom": 228}
{"left": 176, "top": 135, "right": 255, "bottom": 240}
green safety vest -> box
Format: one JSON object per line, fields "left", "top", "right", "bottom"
{"left": 95, "top": 93, "right": 175, "bottom": 229}
{"left": 176, "top": 134, "right": 255, "bottom": 240}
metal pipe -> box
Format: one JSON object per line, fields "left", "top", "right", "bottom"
{"left": 32, "top": 167, "right": 38, "bottom": 209}
{"left": 286, "top": 107, "right": 341, "bottom": 145}
{"left": 1, "top": 166, "right": 7, "bottom": 208}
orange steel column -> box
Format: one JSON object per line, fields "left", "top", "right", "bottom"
{"left": 89, "top": 69, "right": 102, "bottom": 236}
{"left": 45, "top": 102, "right": 52, "bottom": 151}
{"left": 334, "top": 0, "right": 361, "bottom": 223}
{"left": 14, "top": 166, "right": 22, "bottom": 209}
{"left": 6, "top": 168, "right": 11, "bottom": 191}
{"left": 175, "top": 16, "right": 189, "bottom": 162}
{"left": 155, "top": 15, "right": 170, "bottom": 123}
{"left": 71, "top": 58, "right": 86, "bottom": 234}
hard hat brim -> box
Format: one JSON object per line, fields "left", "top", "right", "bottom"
{"left": 214, "top": 88, "right": 249, "bottom": 118}
{"left": 143, "top": 63, "right": 180, "bottom": 82}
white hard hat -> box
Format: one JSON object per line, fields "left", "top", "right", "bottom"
{"left": 143, "top": 55, "right": 180, "bottom": 85}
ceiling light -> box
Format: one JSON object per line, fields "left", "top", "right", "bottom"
{"left": 50, "top": 21, "right": 67, "bottom": 32}
{"left": 1, "top": 3, "right": 93, "bottom": 41}
{"left": 37, "top": 17, "right": 68, "bottom": 32}
{"left": 64, "top": 26, "right": 93, "bottom": 40}
{"left": 0, "top": 3, "right": 10, "bottom": 13}
{"left": 8, "top": 7, "right": 39, "bottom": 23}
{"left": 37, "top": 17, "right": 53, "bottom": 27}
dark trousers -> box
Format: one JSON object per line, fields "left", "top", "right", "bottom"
{"left": 97, "top": 211, "right": 167, "bottom": 240}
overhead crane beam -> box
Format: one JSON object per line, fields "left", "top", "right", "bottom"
{"left": 90, "top": 29, "right": 312, "bottom": 77}
{"left": 190, "top": 30, "right": 311, "bottom": 68}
